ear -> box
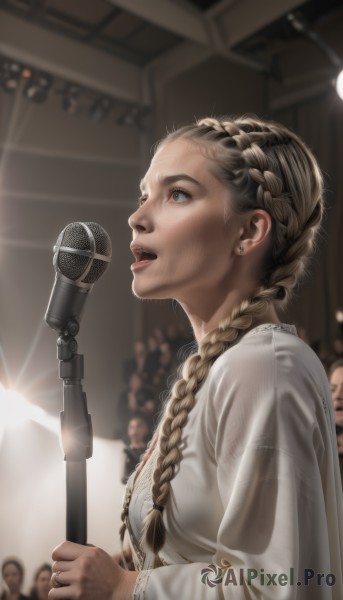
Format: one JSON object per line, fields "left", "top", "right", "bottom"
{"left": 235, "top": 209, "right": 272, "bottom": 255}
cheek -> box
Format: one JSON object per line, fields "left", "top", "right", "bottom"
{"left": 162, "top": 212, "right": 230, "bottom": 258}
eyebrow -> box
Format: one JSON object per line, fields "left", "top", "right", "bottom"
{"left": 139, "top": 173, "right": 203, "bottom": 192}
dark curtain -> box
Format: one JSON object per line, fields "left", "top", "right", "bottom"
{"left": 275, "top": 88, "right": 343, "bottom": 346}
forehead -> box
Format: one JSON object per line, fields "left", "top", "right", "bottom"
{"left": 3, "top": 563, "right": 20, "bottom": 574}
{"left": 38, "top": 570, "right": 50, "bottom": 578}
{"left": 330, "top": 366, "right": 343, "bottom": 383}
{"left": 141, "top": 138, "right": 211, "bottom": 189}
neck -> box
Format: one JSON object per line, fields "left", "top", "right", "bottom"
{"left": 130, "top": 441, "right": 146, "bottom": 449}
{"left": 179, "top": 290, "right": 280, "bottom": 344}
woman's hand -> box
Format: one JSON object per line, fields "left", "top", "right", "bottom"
{"left": 49, "top": 541, "right": 138, "bottom": 600}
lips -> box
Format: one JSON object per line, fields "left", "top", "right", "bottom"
{"left": 130, "top": 243, "right": 157, "bottom": 263}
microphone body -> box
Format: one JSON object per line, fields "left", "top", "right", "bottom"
{"left": 45, "top": 221, "right": 112, "bottom": 332}
{"left": 45, "top": 275, "right": 89, "bottom": 333}
{"left": 45, "top": 221, "right": 111, "bottom": 545}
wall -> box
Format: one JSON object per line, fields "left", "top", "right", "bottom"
{"left": 0, "top": 80, "right": 140, "bottom": 593}
{"left": 0, "top": 87, "right": 141, "bottom": 439}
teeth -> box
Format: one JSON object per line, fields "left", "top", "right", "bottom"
{"left": 132, "top": 245, "right": 157, "bottom": 261}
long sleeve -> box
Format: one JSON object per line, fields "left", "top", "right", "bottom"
{"left": 130, "top": 327, "right": 343, "bottom": 599}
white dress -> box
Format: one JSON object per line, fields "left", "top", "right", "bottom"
{"left": 123, "top": 324, "right": 343, "bottom": 599}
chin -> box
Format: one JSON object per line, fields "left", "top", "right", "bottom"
{"left": 131, "top": 282, "right": 172, "bottom": 301}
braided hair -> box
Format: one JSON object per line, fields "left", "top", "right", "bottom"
{"left": 121, "top": 115, "right": 324, "bottom": 567}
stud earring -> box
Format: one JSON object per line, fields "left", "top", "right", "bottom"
{"left": 239, "top": 246, "right": 244, "bottom": 254}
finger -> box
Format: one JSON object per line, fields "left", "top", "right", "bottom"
{"left": 51, "top": 572, "right": 63, "bottom": 588}
{"left": 52, "top": 541, "right": 86, "bottom": 561}
{"left": 49, "top": 585, "right": 74, "bottom": 599}
{"left": 52, "top": 561, "right": 74, "bottom": 574}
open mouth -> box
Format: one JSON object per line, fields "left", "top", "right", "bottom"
{"left": 138, "top": 251, "right": 157, "bottom": 262}
{"left": 131, "top": 245, "right": 158, "bottom": 263}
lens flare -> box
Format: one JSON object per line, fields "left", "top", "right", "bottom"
{"left": 335, "top": 70, "right": 343, "bottom": 100}
{"left": 0, "top": 386, "right": 58, "bottom": 432}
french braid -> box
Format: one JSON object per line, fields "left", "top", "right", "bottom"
{"left": 121, "top": 115, "right": 323, "bottom": 567}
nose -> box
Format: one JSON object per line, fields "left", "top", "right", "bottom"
{"left": 333, "top": 386, "right": 343, "bottom": 400}
{"left": 128, "top": 203, "right": 152, "bottom": 233}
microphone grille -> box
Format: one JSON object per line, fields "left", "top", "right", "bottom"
{"left": 55, "top": 222, "right": 112, "bottom": 284}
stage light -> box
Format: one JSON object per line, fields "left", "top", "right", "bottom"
{"left": 23, "top": 72, "right": 52, "bottom": 103}
{"left": 21, "top": 67, "right": 32, "bottom": 79}
{"left": 287, "top": 13, "right": 343, "bottom": 102}
{"left": 335, "top": 70, "right": 343, "bottom": 100}
{"left": 60, "top": 84, "right": 81, "bottom": 115}
{"left": 89, "top": 97, "right": 112, "bottom": 121}
{"left": 116, "top": 105, "right": 150, "bottom": 129}
{"left": 0, "top": 388, "right": 35, "bottom": 429}
{"left": 0, "top": 386, "right": 58, "bottom": 433}
{"left": 0, "top": 60, "right": 21, "bottom": 93}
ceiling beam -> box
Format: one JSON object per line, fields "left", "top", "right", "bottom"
{"left": 217, "top": 0, "right": 304, "bottom": 48}
{"left": 148, "top": 0, "right": 303, "bottom": 86}
{"left": 0, "top": 9, "right": 142, "bottom": 104}
{"left": 107, "top": 0, "right": 210, "bottom": 45}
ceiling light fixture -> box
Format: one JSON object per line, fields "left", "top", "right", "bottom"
{"left": 116, "top": 105, "right": 150, "bottom": 129}
{"left": 23, "top": 72, "right": 53, "bottom": 103}
{"left": 0, "top": 60, "right": 21, "bottom": 93}
{"left": 60, "top": 83, "right": 81, "bottom": 115}
{"left": 89, "top": 97, "right": 112, "bottom": 121}
{"left": 287, "top": 12, "right": 343, "bottom": 101}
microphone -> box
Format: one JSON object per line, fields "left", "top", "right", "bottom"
{"left": 45, "top": 222, "right": 112, "bottom": 333}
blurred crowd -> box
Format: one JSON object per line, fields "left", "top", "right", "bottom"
{"left": 1, "top": 558, "right": 51, "bottom": 600}
{"left": 117, "top": 320, "right": 343, "bottom": 486}
{"left": 115, "top": 324, "right": 194, "bottom": 483}
{"left": 116, "top": 324, "right": 193, "bottom": 442}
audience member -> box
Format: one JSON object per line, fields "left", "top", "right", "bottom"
{"left": 116, "top": 372, "right": 157, "bottom": 441}
{"left": 144, "top": 336, "right": 161, "bottom": 381}
{"left": 329, "top": 358, "right": 343, "bottom": 485}
{"left": 165, "top": 324, "right": 191, "bottom": 356}
{"left": 152, "top": 342, "right": 177, "bottom": 397}
{"left": 28, "top": 564, "right": 51, "bottom": 600}
{"left": 1, "top": 557, "right": 29, "bottom": 600}
{"left": 120, "top": 414, "right": 150, "bottom": 484}
{"left": 333, "top": 333, "right": 343, "bottom": 360}
{"left": 116, "top": 372, "right": 144, "bottom": 439}
{"left": 123, "top": 340, "right": 147, "bottom": 385}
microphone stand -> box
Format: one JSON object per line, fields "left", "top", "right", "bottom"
{"left": 57, "top": 319, "right": 93, "bottom": 545}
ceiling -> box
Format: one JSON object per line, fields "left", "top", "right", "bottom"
{"left": 0, "top": 0, "right": 342, "bottom": 111}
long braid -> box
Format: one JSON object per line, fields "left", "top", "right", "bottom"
{"left": 122, "top": 115, "right": 323, "bottom": 567}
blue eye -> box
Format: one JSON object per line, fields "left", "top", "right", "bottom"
{"left": 170, "top": 188, "right": 190, "bottom": 202}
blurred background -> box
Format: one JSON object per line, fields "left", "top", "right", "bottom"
{"left": 0, "top": 0, "right": 343, "bottom": 593}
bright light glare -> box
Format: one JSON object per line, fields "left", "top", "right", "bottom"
{"left": 0, "top": 387, "right": 58, "bottom": 432}
{"left": 335, "top": 69, "right": 343, "bottom": 100}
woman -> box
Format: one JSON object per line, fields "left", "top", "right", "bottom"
{"left": 121, "top": 414, "right": 150, "bottom": 484}
{"left": 1, "top": 558, "right": 29, "bottom": 600}
{"left": 329, "top": 358, "right": 343, "bottom": 482}
{"left": 49, "top": 115, "right": 343, "bottom": 599}
{"left": 28, "top": 564, "right": 52, "bottom": 600}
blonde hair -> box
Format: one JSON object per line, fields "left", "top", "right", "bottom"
{"left": 121, "top": 115, "right": 324, "bottom": 567}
